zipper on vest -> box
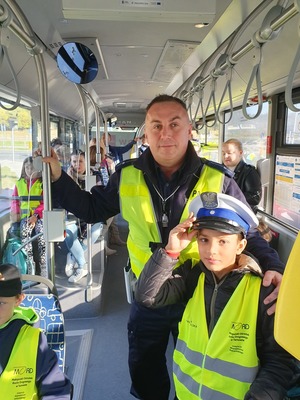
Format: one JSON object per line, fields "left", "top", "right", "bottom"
{"left": 208, "top": 273, "right": 227, "bottom": 335}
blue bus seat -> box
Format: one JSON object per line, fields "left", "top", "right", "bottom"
{"left": 20, "top": 274, "right": 65, "bottom": 371}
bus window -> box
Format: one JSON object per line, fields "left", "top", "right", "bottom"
{"left": 285, "top": 106, "right": 300, "bottom": 145}
{"left": 224, "top": 102, "right": 269, "bottom": 166}
{"left": 0, "top": 106, "right": 32, "bottom": 197}
{"left": 196, "top": 119, "right": 220, "bottom": 162}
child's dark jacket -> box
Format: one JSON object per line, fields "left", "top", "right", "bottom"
{"left": 135, "top": 249, "right": 298, "bottom": 400}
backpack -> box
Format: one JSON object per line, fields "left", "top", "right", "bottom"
{"left": 0, "top": 227, "right": 30, "bottom": 275}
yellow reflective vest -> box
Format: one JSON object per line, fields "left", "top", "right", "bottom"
{"left": 119, "top": 164, "right": 224, "bottom": 277}
{"left": 0, "top": 324, "right": 39, "bottom": 400}
{"left": 173, "top": 273, "right": 261, "bottom": 400}
{"left": 15, "top": 178, "right": 43, "bottom": 219}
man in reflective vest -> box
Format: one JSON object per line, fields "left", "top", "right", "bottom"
{"left": 0, "top": 263, "right": 72, "bottom": 399}
{"left": 46, "top": 94, "right": 285, "bottom": 400}
{"left": 135, "top": 192, "right": 297, "bottom": 399}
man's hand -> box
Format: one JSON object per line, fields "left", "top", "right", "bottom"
{"left": 43, "top": 148, "right": 62, "bottom": 182}
{"left": 262, "top": 270, "right": 282, "bottom": 315}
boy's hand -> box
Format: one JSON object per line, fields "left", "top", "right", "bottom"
{"left": 165, "top": 214, "right": 197, "bottom": 254}
{"left": 43, "top": 148, "right": 62, "bottom": 182}
{"left": 262, "top": 270, "right": 282, "bottom": 315}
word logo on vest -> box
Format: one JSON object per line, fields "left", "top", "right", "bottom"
{"left": 13, "top": 366, "right": 34, "bottom": 375}
{"left": 228, "top": 322, "right": 251, "bottom": 355}
{"left": 231, "top": 322, "right": 250, "bottom": 331}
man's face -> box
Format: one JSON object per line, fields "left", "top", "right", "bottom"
{"left": 222, "top": 143, "right": 242, "bottom": 169}
{"left": 144, "top": 101, "right": 192, "bottom": 170}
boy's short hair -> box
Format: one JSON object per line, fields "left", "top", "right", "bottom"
{"left": 0, "top": 264, "right": 22, "bottom": 296}
{"left": 189, "top": 192, "right": 258, "bottom": 237}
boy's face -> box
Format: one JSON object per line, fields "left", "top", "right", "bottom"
{"left": 0, "top": 294, "right": 24, "bottom": 325}
{"left": 196, "top": 228, "right": 247, "bottom": 280}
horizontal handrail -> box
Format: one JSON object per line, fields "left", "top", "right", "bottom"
{"left": 257, "top": 209, "right": 299, "bottom": 235}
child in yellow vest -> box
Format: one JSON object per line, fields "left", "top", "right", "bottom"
{"left": 0, "top": 263, "right": 72, "bottom": 399}
{"left": 10, "top": 156, "right": 46, "bottom": 277}
{"left": 135, "top": 192, "right": 297, "bottom": 400}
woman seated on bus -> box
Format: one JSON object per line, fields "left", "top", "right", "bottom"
{"left": 65, "top": 150, "right": 119, "bottom": 283}
{"left": 222, "top": 138, "right": 262, "bottom": 211}
{"left": 10, "top": 156, "right": 47, "bottom": 277}
{"left": 89, "top": 145, "right": 125, "bottom": 248}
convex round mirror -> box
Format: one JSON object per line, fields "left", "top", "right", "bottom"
{"left": 57, "top": 42, "right": 98, "bottom": 84}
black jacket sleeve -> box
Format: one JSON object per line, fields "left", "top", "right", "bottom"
{"left": 135, "top": 248, "right": 192, "bottom": 307}
{"left": 244, "top": 286, "right": 298, "bottom": 400}
{"left": 242, "top": 166, "right": 262, "bottom": 207}
{"left": 222, "top": 176, "right": 284, "bottom": 274}
{"left": 52, "top": 170, "right": 120, "bottom": 223}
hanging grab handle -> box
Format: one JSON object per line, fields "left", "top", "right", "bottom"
{"left": 242, "top": 42, "right": 263, "bottom": 120}
{"left": 191, "top": 76, "right": 205, "bottom": 130}
{"left": 203, "top": 73, "right": 217, "bottom": 128}
{"left": 215, "top": 54, "right": 234, "bottom": 124}
{"left": 0, "top": 45, "right": 21, "bottom": 111}
{"left": 285, "top": 8, "right": 300, "bottom": 112}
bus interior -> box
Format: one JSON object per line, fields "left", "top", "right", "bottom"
{"left": 0, "top": 0, "right": 300, "bottom": 399}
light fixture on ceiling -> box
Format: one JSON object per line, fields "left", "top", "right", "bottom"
{"left": 151, "top": 40, "right": 200, "bottom": 83}
{"left": 194, "top": 22, "right": 210, "bottom": 28}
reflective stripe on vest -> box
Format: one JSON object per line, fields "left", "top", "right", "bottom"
{"left": 15, "top": 179, "right": 43, "bottom": 219}
{"left": 173, "top": 273, "right": 261, "bottom": 400}
{"left": 0, "top": 324, "right": 39, "bottom": 400}
{"left": 119, "top": 164, "right": 224, "bottom": 277}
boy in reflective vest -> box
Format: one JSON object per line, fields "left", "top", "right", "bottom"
{"left": 0, "top": 263, "right": 72, "bottom": 399}
{"left": 135, "top": 192, "right": 297, "bottom": 399}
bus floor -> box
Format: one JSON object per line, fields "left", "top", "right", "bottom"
{"left": 61, "top": 216, "right": 175, "bottom": 400}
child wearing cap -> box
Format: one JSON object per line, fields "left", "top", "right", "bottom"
{"left": 0, "top": 263, "right": 72, "bottom": 399}
{"left": 135, "top": 192, "right": 297, "bottom": 400}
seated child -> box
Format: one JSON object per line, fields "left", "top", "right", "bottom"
{"left": 0, "top": 263, "right": 72, "bottom": 399}
{"left": 10, "top": 156, "right": 46, "bottom": 277}
{"left": 135, "top": 192, "right": 297, "bottom": 400}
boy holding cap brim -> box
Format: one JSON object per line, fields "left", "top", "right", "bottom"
{"left": 0, "top": 263, "right": 72, "bottom": 399}
{"left": 135, "top": 192, "right": 297, "bottom": 400}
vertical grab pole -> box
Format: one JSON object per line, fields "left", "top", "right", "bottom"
{"left": 3, "top": 0, "right": 55, "bottom": 282}
{"left": 75, "top": 85, "right": 94, "bottom": 302}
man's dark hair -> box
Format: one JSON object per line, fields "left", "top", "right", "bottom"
{"left": 146, "top": 94, "right": 187, "bottom": 113}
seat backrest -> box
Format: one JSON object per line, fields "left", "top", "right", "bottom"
{"left": 256, "top": 158, "right": 270, "bottom": 210}
{"left": 256, "top": 158, "right": 270, "bottom": 186}
{"left": 21, "top": 276, "right": 65, "bottom": 371}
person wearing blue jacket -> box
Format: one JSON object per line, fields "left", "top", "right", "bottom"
{"left": 0, "top": 263, "right": 72, "bottom": 399}
{"left": 101, "top": 133, "right": 137, "bottom": 164}
{"left": 44, "top": 94, "right": 284, "bottom": 400}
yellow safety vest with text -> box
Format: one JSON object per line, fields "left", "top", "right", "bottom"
{"left": 119, "top": 164, "right": 224, "bottom": 277}
{"left": 0, "top": 324, "right": 39, "bottom": 400}
{"left": 173, "top": 273, "right": 261, "bottom": 400}
{"left": 15, "top": 179, "right": 43, "bottom": 219}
